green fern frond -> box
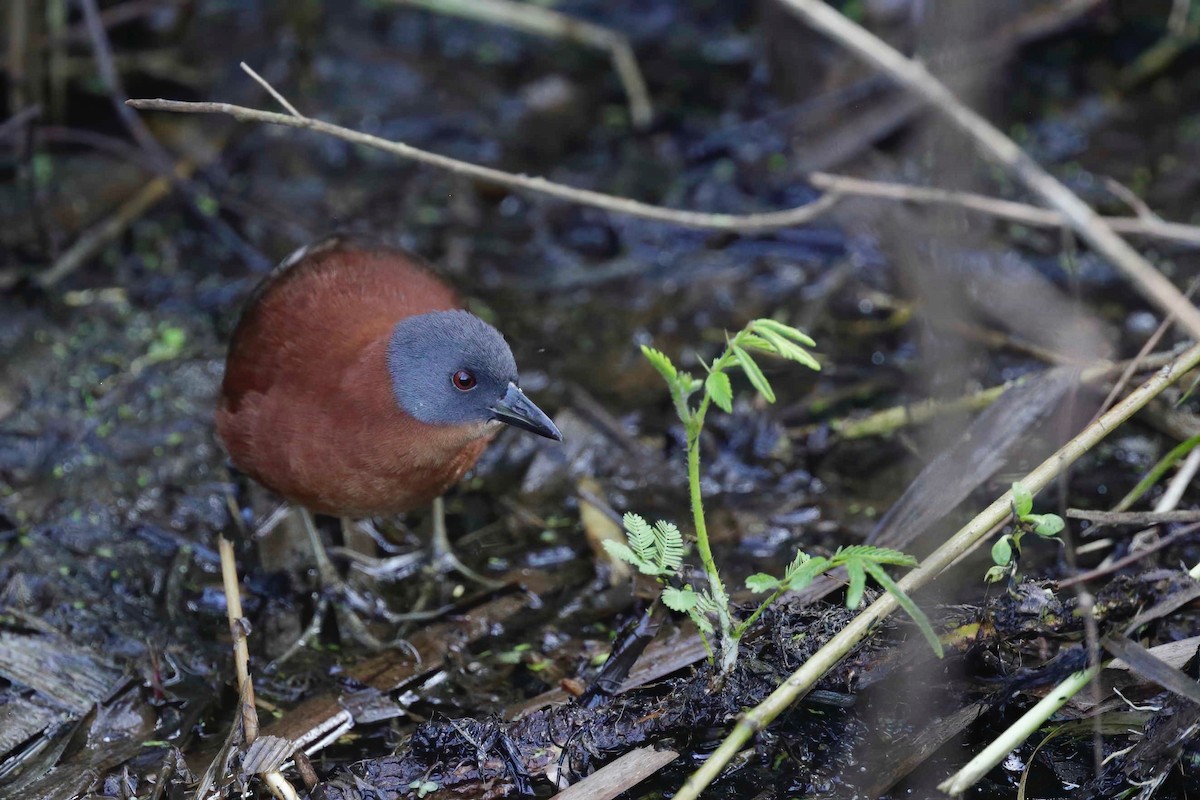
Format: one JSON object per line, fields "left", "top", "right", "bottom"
{"left": 751, "top": 318, "right": 817, "bottom": 347}
{"left": 861, "top": 561, "right": 942, "bottom": 657}
{"left": 622, "top": 513, "right": 657, "bottom": 562}
{"left": 654, "top": 520, "right": 684, "bottom": 571}
{"left": 641, "top": 345, "right": 678, "bottom": 384}
{"left": 835, "top": 545, "right": 919, "bottom": 568}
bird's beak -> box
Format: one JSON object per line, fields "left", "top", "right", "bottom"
{"left": 490, "top": 382, "right": 562, "bottom": 441}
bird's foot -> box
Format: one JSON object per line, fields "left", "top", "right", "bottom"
{"left": 267, "top": 580, "right": 427, "bottom": 670}
{"left": 426, "top": 495, "right": 505, "bottom": 591}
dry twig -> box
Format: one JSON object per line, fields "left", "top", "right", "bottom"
{"left": 120, "top": 102, "right": 1200, "bottom": 247}
{"left": 126, "top": 98, "right": 840, "bottom": 232}
{"left": 387, "top": 0, "right": 653, "bottom": 129}
{"left": 779, "top": 0, "right": 1200, "bottom": 340}
{"left": 678, "top": 353, "right": 1200, "bottom": 798}
{"left": 809, "top": 172, "right": 1200, "bottom": 248}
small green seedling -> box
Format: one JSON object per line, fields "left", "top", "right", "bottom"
{"left": 409, "top": 779, "right": 440, "bottom": 798}
{"left": 986, "top": 481, "right": 1066, "bottom": 584}
{"left": 610, "top": 320, "right": 941, "bottom": 674}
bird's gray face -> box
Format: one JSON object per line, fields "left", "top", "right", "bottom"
{"left": 386, "top": 310, "right": 561, "bottom": 440}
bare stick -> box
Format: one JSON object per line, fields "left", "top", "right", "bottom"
{"left": 0, "top": 105, "right": 41, "bottom": 141}
{"left": 78, "top": 0, "right": 269, "bottom": 272}
{"left": 240, "top": 61, "right": 302, "bottom": 118}
{"left": 36, "top": 159, "right": 194, "bottom": 288}
{"left": 803, "top": 347, "right": 1184, "bottom": 441}
{"left": 809, "top": 172, "right": 1200, "bottom": 248}
{"left": 218, "top": 535, "right": 258, "bottom": 742}
{"left": 673, "top": 341, "right": 1200, "bottom": 800}
{"left": 1065, "top": 509, "right": 1200, "bottom": 526}
{"left": 126, "top": 98, "right": 839, "bottom": 232}
{"left": 551, "top": 746, "right": 679, "bottom": 800}
{"left": 386, "top": 0, "right": 653, "bottom": 128}
{"left": 123, "top": 95, "right": 1200, "bottom": 246}
{"left": 777, "top": 0, "right": 1200, "bottom": 340}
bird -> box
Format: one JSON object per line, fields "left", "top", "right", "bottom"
{"left": 215, "top": 236, "right": 562, "bottom": 645}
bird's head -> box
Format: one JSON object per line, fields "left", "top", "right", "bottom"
{"left": 386, "top": 310, "right": 562, "bottom": 441}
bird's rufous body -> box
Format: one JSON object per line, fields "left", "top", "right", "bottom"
{"left": 216, "top": 240, "right": 509, "bottom": 517}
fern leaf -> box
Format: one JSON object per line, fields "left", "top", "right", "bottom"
{"left": 623, "top": 513, "right": 657, "bottom": 563}
{"left": 835, "top": 545, "right": 918, "bottom": 568}
{"left": 602, "top": 539, "right": 641, "bottom": 568}
{"left": 751, "top": 318, "right": 817, "bottom": 347}
{"left": 844, "top": 561, "right": 866, "bottom": 609}
{"left": 731, "top": 344, "right": 776, "bottom": 403}
{"left": 783, "top": 555, "right": 830, "bottom": 591}
{"left": 745, "top": 573, "right": 779, "bottom": 593}
{"left": 705, "top": 371, "right": 733, "bottom": 413}
{"left": 662, "top": 586, "right": 698, "bottom": 613}
{"left": 753, "top": 327, "right": 821, "bottom": 371}
{"left": 862, "top": 561, "right": 943, "bottom": 658}
{"left": 641, "top": 345, "right": 677, "bottom": 384}
{"left": 654, "top": 520, "right": 684, "bottom": 571}
{"left": 738, "top": 333, "right": 775, "bottom": 352}
{"left": 689, "top": 609, "right": 715, "bottom": 634}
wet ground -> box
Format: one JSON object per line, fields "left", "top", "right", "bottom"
{"left": 3, "top": 1, "right": 1200, "bottom": 798}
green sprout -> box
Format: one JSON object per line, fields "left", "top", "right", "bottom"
{"left": 986, "top": 481, "right": 1066, "bottom": 585}
{"left": 609, "top": 320, "right": 941, "bottom": 675}
{"left": 409, "top": 780, "right": 440, "bottom": 798}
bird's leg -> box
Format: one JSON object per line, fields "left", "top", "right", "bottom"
{"left": 295, "top": 508, "right": 385, "bottom": 650}
{"left": 427, "top": 496, "right": 505, "bottom": 589}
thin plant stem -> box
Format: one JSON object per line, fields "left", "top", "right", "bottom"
{"left": 672, "top": 340, "right": 1200, "bottom": 800}
{"left": 938, "top": 666, "right": 1100, "bottom": 794}
{"left": 685, "top": 398, "right": 735, "bottom": 670}
{"left": 734, "top": 589, "right": 786, "bottom": 639}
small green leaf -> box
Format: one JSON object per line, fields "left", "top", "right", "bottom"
{"left": 662, "top": 586, "right": 698, "bottom": 613}
{"left": 706, "top": 371, "right": 733, "bottom": 413}
{"left": 738, "top": 333, "right": 776, "bottom": 352}
{"left": 1030, "top": 514, "right": 1065, "bottom": 537}
{"left": 623, "top": 513, "right": 656, "bottom": 562}
{"left": 654, "top": 520, "right": 685, "bottom": 571}
{"left": 677, "top": 371, "right": 704, "bottom": 396}
{"left": 1011, "top": 482, "right": 1034, "bottom": 518}
{"left": 781, "top": 555, "right": 830, "bottom": 591}
{"left": 602, "top": 539, "right": 642, "bottom": 568}
{"left": 641, "top": 345, "right": 677, "bottom": 384}
{"left": 862, "top": 561, "right": 943, "bottom": 658}
{"left": 991, "top": 535, "right": 1013, "bottom": 567}
{"left": 689, "top": 610, "right": 714, "bottom": 634}
{"left": 752, "top": 318, "right": 817, "bottom": 347}
{"left": 753, "top": 327, "right": 821, "bottom": 371}
{"left": 845, "top": 561, "right": 866, "bottom": 609}
{"left": 745, "top": 573, "right": 779, "bottom": 593}
{"left": 731, "top": 344, "right": 776, "bottom": 403}
{"left": 984, "top": 565, "right": 1010, "bottom": 583}
{"left": 835, "top": 545, "right": 918, "bottom": 568}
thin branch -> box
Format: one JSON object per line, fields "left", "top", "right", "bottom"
{"left": 240, "top": 61, "right": 303, "bottom": 118}
{"left": 35, "top": 159, "right": 194, "bottom": 288}
{"left": 0, "top": 105, "right": 41, "bottom": 141}
{"left": 386, "top": 0, "right": 653, "bottom": 129}
{"left": 673, "top": 340, "right": 1200, "bottom": 800}
{"left": 77, "top": 0, "right": 270, "bottom": 273}
{"left": 809, "top": 172, "right": 1200, "bottom": 248}
{"left": 126, "top": 98, "right": 840, "bottom": 232}
{"left": 1065, "top": 509, "right": 1200, "bottom": 526}
{"left": 124, "top": 94, "right": 1200, "bottom": 245}
{"left": 1057, "top": 520, "right": 1200, "bottom": 588}
{"left": 778, "top": 0, "right": 1200, "bottom": 340}
{"left": 799, "top": 347, "right": 1185, "bottom": 441}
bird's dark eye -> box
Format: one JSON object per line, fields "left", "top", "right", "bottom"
{"left": 452, "top": 369, "right": 477, "bottom": 391}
